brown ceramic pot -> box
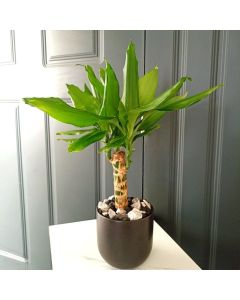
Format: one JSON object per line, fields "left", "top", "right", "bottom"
{"left": 96, "top": 200, "right": 154, "bottom": 269}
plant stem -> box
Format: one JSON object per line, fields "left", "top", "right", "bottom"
{"left": 110, "top": 150, "right": 128, "bottom": 209}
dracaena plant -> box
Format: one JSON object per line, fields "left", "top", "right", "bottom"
{"left": 24, "top": 42, "right": 222, "bottom": 210}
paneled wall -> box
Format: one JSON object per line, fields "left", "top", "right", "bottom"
{"left": 0, "top": 30, "right": 144, "bottom": 269}
{"left": 144, "top": 30, "right": 240, "bottom": 270}
{"left": 0, "top": 30, "right": 239, "bottom": 270}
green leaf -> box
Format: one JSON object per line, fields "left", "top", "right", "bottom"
{"left": 131, "top": 76, "right": 192, "bottom": 114}
{"left": 66, "top": 84, "right": 100, "bottom": 113}
{"left": 100, "top": 62, "right": 120, "bottom": 117}
{"left": 99, "top": 136, "right": 125, "bottom": 152}
{"left": 126, "top": 76, "right": 190, "bottom": 139}
{"left": 23, "top": 97, "right": 112, "bottom": 127}
{"left": 84, "top": 84, "right": 92, "bottom": 96}
{"left": 157, "top": 92, "right": 188, "bottom": 109}
{"left": 99, "top": 68, "right": 105, "bottom": 84}
{"left": 122, "top": 42, "right": 139, "bottom": 111}
{"left": 133, "top": 123, "right": 160, "bottom": 141}
{"left": 137, "top": 111, "right": 166, "bottom": 131}
{"left": 139, "top": 66, "right": 158, "bottom": 105}
{"left": 56, "top": 129, "right": 94, "bottom": 135}
{"left": 127, "top": 110, "right": 140, "bottom": 139}
{"left": 68, "top": 130, "right": 106, "bottom": 152}
{"left": 157, "top": 84, "right": 223, "bottom": 111}
{"left": 118, "top": 101, "right": 127, "bottom": 128}
{"left": 85, "top": 65, "right": 104, "bottom": 100}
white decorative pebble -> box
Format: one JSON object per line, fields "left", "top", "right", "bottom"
{"left": 128, "top": 208, "right": 143, "bottom": 220}
{"left": 143, "top": 199, "right": 151, "bottom": 209}
{"left": 132, "top": 197, "right": 140, "bottom": 203}
{"left": 97, "top": 201, "right": 103, "bottom": 209}
{"left": 97, "top": 201, "right": 109, "bottom": 212}
{"left": 116, "top": 208, "right": 126, "bottom": 215}
{"left": 131, "top": 199, "right": 141, "bottom": 210}
{"left": 108, "top": 208, "right": 116, "bottom": 219}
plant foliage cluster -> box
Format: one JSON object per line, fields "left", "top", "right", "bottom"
{"left": 24, "top": 42, "right": 222, "bottom": 168}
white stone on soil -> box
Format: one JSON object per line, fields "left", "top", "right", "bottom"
{"left": 128, "top": 208, "right": 143, "bottom": 220}
{"left": 108, "top": 208, "right": 116, "bottom": 219}
{"left": 143, "top": 199, "right": 151, "bottom": 209}
{"left": 132, "top": 197, "right": 140, "bottom": 203}
{"left": 97, "top": 201, "right": 109, "bottom": 212}
{"left": 116, "top": 208, "right": 126, "bottom": 215}
{"left": 131, "top": 199, "right": 141, "bottom": 210}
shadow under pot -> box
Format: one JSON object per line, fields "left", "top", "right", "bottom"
{"left": 96, "top": 203, "right": 154, "bottom": 269}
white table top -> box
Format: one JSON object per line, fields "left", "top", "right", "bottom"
{"left": 49, "top": 219, "right": 200, "bottom": 270}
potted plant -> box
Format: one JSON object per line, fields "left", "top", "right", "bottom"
{"left": 24, "top": 42, "right": 222, "bottom": 269}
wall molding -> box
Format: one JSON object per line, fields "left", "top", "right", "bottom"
{"left": 169, "top": 30, "right": 188, "bottom": 243}
{"left": 44, "top": 115, "right": 54, "bottom": 225}
{"left": 205, "top": 31, "right": 228, "bottom": 269}
{"left": 0, "top": 30, "right": 16, "bottom": 66}
{"left": 41, "top": 30, "right": 104, "bottom": 67}
{"left": 16, "top": 106, "right": 28, "bottom": 260}
{"left": 0, "top": 249, "right": 27, "bottom": 263}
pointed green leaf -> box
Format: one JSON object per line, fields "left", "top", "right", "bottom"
{"left": 56, "top": 129, "right": 94, "bottom": 135}
{"left": 68, "top": 130, "right": 106, "bottom": 152}
{"left": 100, "top": 62, "right": 120, "bottom": 117}
{"left": 99, "top": 136, "right": 125, "bottom": 152}
{"left": 122, "top": 42, "right": 139, "bottom": 111}
{"left": 139, "top": 66, "right": 158, "bottom": 105}
{"left": 133, "top": 123, "right": 161, "bottom": 141}
{"left": 126, "top": 76, "right": 191, "bottom": 138}
{"left": 85, "top": 65, "right": 104, "bottom": 100}
{"left": 84, "top": 84, "right": 92, "bottom": 96}
{"left": 158, "top": 84, "right": 223, "bottom": 111}
{"left": 137, "top": 111, "right": 166, "bottom": 131}
{"left": 127, "top": 110, "right": 140, "bottom": 139}
{"left": 99, "top": 67, "right": 105, "bottom": 84}
{"left": 118, "top": 101, "right": 127, "bottom": 127}
{"left": 131, "top": 76, "right": 192, "bottom": 114}
{"left": 23, "top": 97, "right": 112, "bottom": 127}
{"left": 153, "top": 94, "right": 187, "bottom": 111}
{"left": 66, "top": 84, "right": 100, "bottom": 113}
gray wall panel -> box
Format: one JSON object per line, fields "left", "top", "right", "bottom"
{"left": 216, "top": 31, "right": 240, "bottom": 269}
{"left": 0, "top": 255, "right": 26, "bottom": 270}
{"left": 144, "top": 30, "right": 240, "bottom": 269}
{"left": 144, "top": 30, "right": 174, "bottom": 232}
{"left": 0, "top": 102, "right": 25, "bottom": 258}
{"left": 49, "top": 119, "right": 96, "bottom": 224}
{"left": 19, "top": 104, "right": 52, "bottom": 269}
{"left": 180, "top": 30, "right": 213, "bottom": 268}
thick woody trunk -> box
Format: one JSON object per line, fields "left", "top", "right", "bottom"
{"left": 110, "top": 150, "right": 128, "bottom": 209}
